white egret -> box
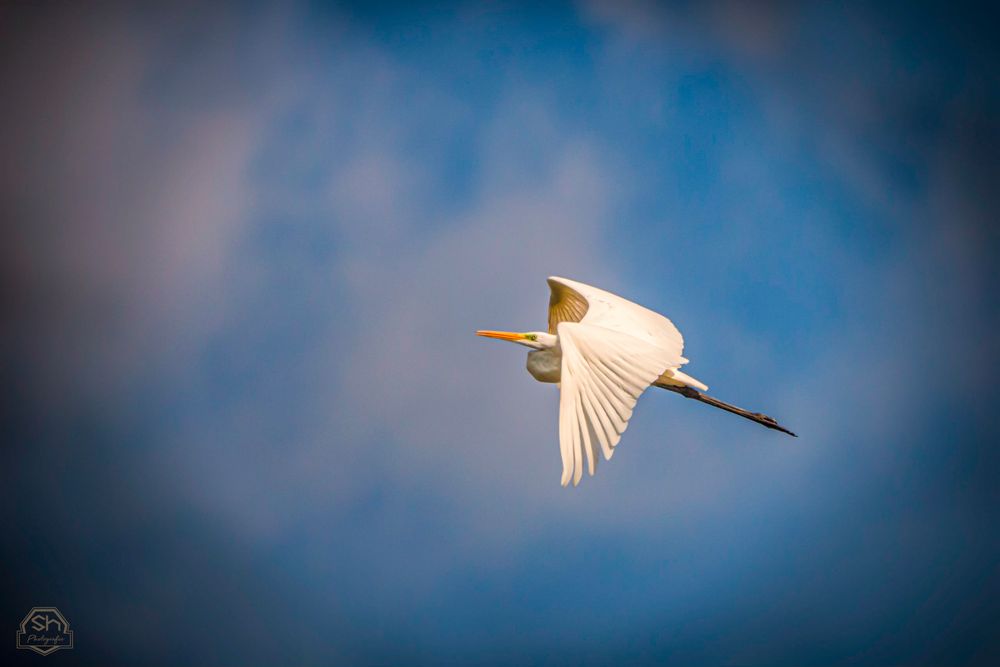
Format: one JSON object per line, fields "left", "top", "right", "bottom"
{"left": 477, "top": 276, "right": 796, "bottom": 486}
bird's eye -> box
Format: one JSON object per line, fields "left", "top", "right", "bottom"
{"left": 527, "top": 334, "right": 537, "bottom": 341}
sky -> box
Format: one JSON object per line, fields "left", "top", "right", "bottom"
{"left": 1, "top": 1, "right": 997, "bottom": 665}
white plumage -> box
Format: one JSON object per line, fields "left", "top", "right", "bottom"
{"left": 479, "top": 276, "right": 708, "bottom": 486}
{"left": 478, "top": 276, "right": 795, "bottom": 486}
{"left": 547, "top": 277, "right": 707, "bottom": 485}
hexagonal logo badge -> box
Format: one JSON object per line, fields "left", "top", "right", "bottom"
{"left": 16, "top": 607, "right": 74, "bottom": 656}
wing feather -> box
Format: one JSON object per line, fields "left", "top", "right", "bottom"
{"left": 547, "top": 276, "right": 707, "bottom": 485}
{"left": 585, "top": 357, "right": 636, "bottom": 425}
{"left": 548, "top": 276, "right": 685, "bottom": 359}
{"left": 558, "top": 380, "right": 573, "bottom": 486}
{"left": 576, "top": 373, "right": 616, "bottom": 460}
{"left": 548, "top": 279, "right": 590, "bottom": 333}
{"left": 574, "top": 392, "right": 595, "bottom": 479}
{"left": 557, "top": 321, "right": 684, "bottom": 486}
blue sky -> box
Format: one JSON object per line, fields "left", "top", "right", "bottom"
{"left": 2, "top": 2, "right": 997, "bottom": 665}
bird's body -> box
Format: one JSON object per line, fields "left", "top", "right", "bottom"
{"left": 526, "top": 346, "right": 562, "bottom": 383}
{"left": 477, "top": 276, "right": 795, "bottom": 487}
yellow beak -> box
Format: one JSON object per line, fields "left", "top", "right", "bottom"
{"left": 476, "top": 330, "right": 527, "bottom": 342}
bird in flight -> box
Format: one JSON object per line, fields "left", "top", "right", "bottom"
{"left": 477, "top": 276, "right": 796, "bottom": 486}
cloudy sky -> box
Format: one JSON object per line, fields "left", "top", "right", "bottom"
{"left": 2, "top": 2, "right": 997, "bottom": 665}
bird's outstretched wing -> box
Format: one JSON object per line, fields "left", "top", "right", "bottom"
{"left": 547, "top": 276, "right": 685, "bottom": 360}
{"left": 557, "top": 321, "right": 684, "bottom": 486}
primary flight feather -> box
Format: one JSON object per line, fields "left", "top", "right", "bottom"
{"left": 477, "top": 277, "right": 795, "bottom": 487}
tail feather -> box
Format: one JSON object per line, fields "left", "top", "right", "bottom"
{"left": 669, "top": 369, "right": 708, "bottom": 391}
{"left": 657, "top": 368, "right": 708, "bottom": 391}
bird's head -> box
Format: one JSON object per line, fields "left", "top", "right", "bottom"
{"left": 476, "top": 330, "right": 557, "bottom": 350}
